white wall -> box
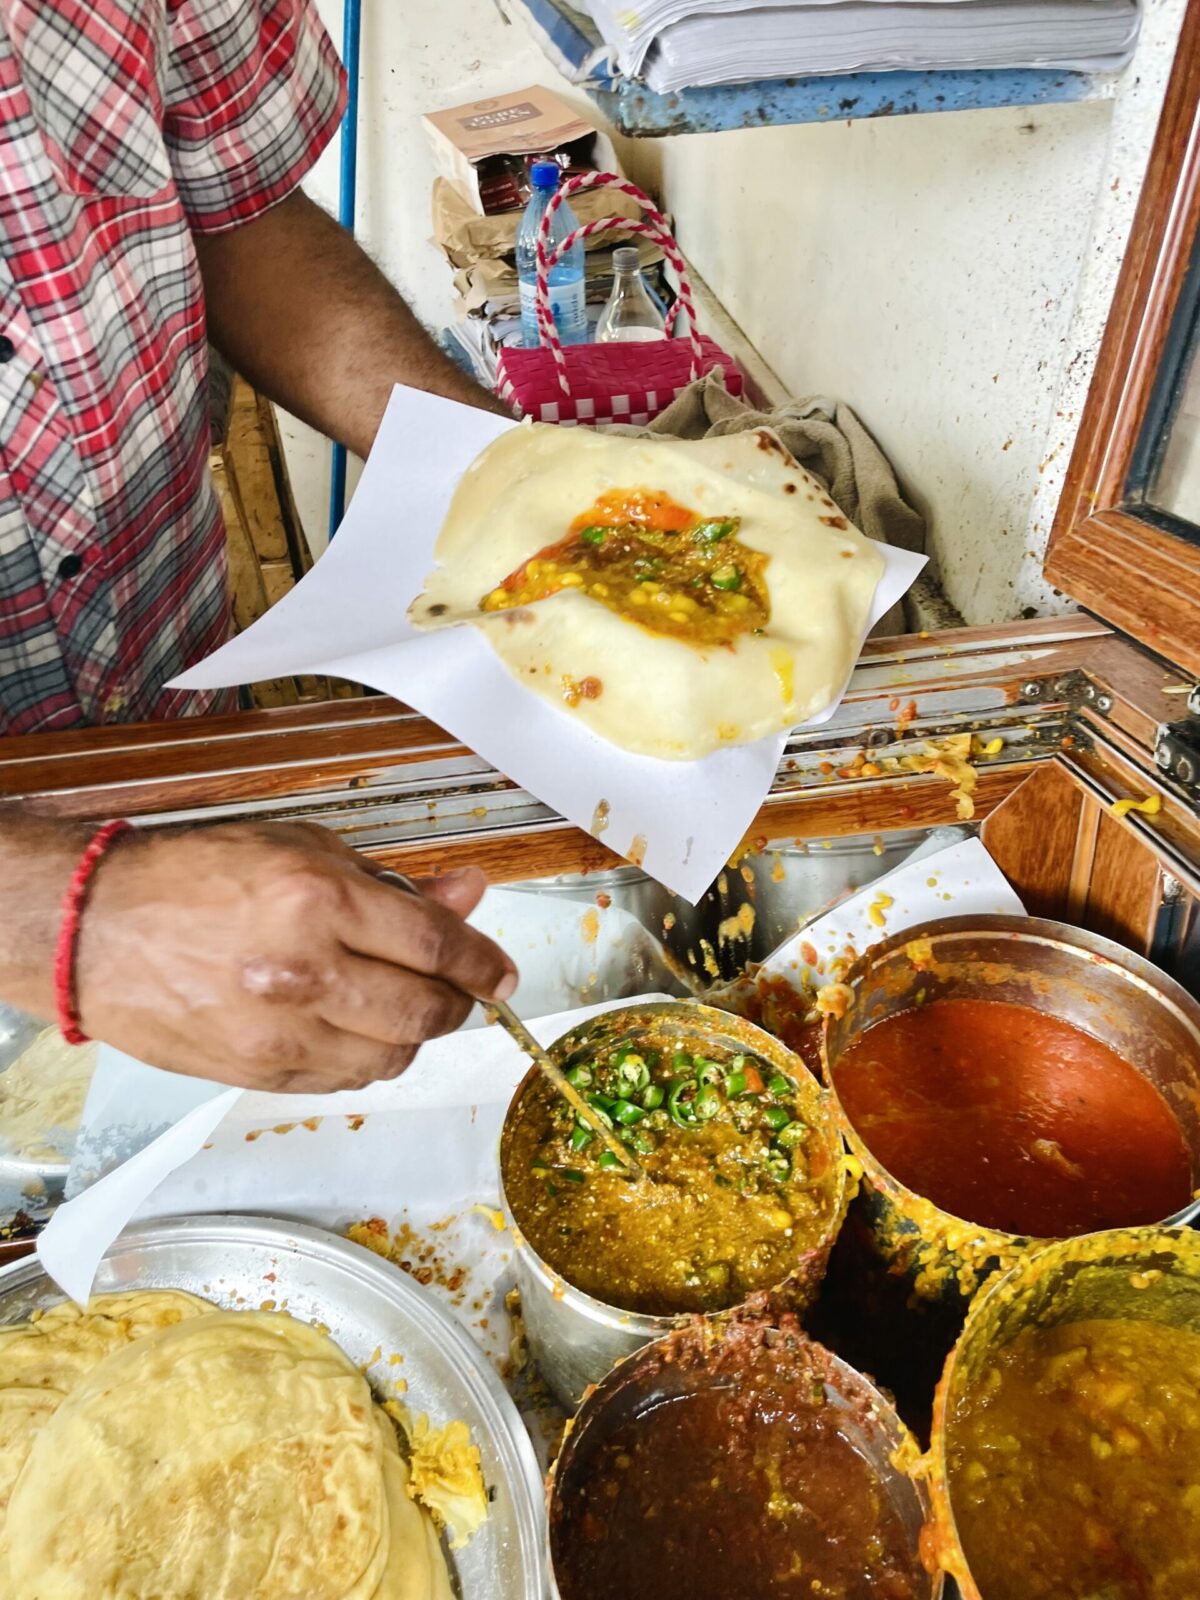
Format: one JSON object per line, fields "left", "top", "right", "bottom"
{"left": 281, "top": 0, "right": 1185, "bottom": 623}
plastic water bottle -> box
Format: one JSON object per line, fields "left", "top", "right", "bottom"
{"left": 517, "top": 161, "right": 587, "bottom": 350}
{"left": 596, "top": 246, "right": 667, "bottom": 343}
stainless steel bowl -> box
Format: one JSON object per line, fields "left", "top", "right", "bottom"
{"left": 547, "top": 1313, "right": 942, "bottom": 1600}
{"left": 822, "top": 914, "right": 1200, "bottom": 1301}
{"left": 926, "top": 1226, "right": 1200, "bottom": 1600}
{"left": 500, "top": 1000, "right": 850, "bottom": 1409}
{"left": 0, "top": 1214, "right": 547, "bottom": 1600}
{"left": 0, "top": 1012, "right": 93, "bottom": 1233}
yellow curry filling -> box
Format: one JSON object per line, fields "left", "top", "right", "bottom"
{"left": 479, "top": 489, "right": 771, "bottom": 649}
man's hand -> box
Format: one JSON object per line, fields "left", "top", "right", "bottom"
{"left": 65, "top": 821, "right": 515, "bottom": 1092}
{"left": 194, "top": 190, "right": 510, "bottom": 459}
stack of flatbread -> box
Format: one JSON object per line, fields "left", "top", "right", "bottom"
{"left": 0, "top": 1292, "right": 460, "bottom": 1598}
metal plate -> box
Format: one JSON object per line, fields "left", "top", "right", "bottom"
{"left": 0, "top": 1214, "right": 546, "bottom": 1600}
{"left": 0, "top": 1009, "right": 76, "bottom": 1222}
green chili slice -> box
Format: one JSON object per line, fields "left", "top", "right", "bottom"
{"left": 559, "top": 1168, "right": 586, "bottom": 1185}
{"left": 767, "top": 1073, "right": 794, "bottom": 1099}
{"left": 586, "top": 1096, "right": 615, "bottom": 1130}
{"left": 776, "top": 1120, "right": 808, "bottom": 1150}
{"left": 642, "top": 1083, "right": 665, "bottom": 1111}
{"left": 621, "top": 1127, "right": 656, "bottom": 1156}
{"left": 696, "top": 1060, "right": 724, "bottom": 1088}
{"left": 711, "top": 564, "right": 742, "bottom": 591}
{"left": 617, "top": 1056, "right": 650, "bottom": 1094}
{"left": 580, "top": 526, "right": 607, "bottom": 545}
{"left": 763, "top": 1104, "right": 790, "bottom": 1132}
{"left": 694, "top": 1084, "right": 722, "bottom": 1121}
{"left": 569, "top": 1125, "right": 594, "bottom": 1152}
{"left": 565, "top": 1064, "right": 594, "bottom": 1090}
{"left": 612, "top": 1100, "right": 646, "bottom": 1127}
{"left": 693, "top": 518, "right": 737, "bottom": 543}
{"left": 766, "top": 1153, "right": 791, "bottom": 1183}
{"left": 725, "top": 1070, "right": 748, "bottom": 1098}
{"left": 672, "top": 1051, "right": 694, "bottom": 1072}
{"left": 598, "top": 1151, "right": 623, "bottom": 1171}
{"left": 668, "top": 1077, "right": 700, "bottom": 1128}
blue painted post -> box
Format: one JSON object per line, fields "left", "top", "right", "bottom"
{"left": 328, "top": 0, "right": 362, "bottom": 542}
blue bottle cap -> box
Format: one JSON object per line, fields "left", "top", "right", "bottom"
{"left": 530, "top": 160, "right": 562, "bottom": 191}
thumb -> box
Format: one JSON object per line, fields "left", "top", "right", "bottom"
{"left": 414, "top": 864, "right": 489, "bottom": 919}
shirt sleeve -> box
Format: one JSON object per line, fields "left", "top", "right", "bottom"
{"left": 163, "top": 0, "right": 347, "bottom": 233}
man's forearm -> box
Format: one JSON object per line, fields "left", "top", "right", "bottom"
{"left": 0, "top": 813, "right": 90, "bottom": 1024}
{"left": 194, "top": 190, "right": 509, "bottom": 458}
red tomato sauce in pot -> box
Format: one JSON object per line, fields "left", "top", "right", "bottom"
{"left": 831, "top": 998, "right": 1192, "bottom": 1238}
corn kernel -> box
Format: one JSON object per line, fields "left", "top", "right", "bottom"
{"left": 668, "top": 610, "right": 690, "bottom": 624}
{"left": 559, "top": 571, "right": 584, "bottom": 587}
{"left": 589, "top": 582, "right": 609, "bottom": 598}
{"left": 628, "top": 588, "right": 648, "bottom": 606}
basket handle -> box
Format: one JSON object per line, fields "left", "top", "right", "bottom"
{"left": 534, "top": 171, "right": 704, "bottom": 400}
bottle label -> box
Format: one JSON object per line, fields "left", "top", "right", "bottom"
{"left": 520, "top": 277, "right": 586, "bottom": 339}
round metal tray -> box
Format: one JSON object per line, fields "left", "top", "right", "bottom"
{"left": 0, "top": 1214, "right": 546, "bottom": 1600}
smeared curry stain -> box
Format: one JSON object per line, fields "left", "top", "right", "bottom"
{"left": 480, "top": 489, "right": 770, "bottom": 649}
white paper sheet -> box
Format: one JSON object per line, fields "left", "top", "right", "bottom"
{"left": 758, "top": 834, "right": 1025, "bottom": 987}
{"left": 169, "top": 385, "right": 925, "bottom": 902}
{"left": 38, "top": 996, "right": 672, "bottom": 1305}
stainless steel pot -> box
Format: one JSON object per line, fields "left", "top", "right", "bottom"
{"left": 926, "top": 1226, "right": 1200, "bottom": 1600}
{"left": 499, "top": 1000, "right": 850, "bottom": 1409}
{"left": 822, "top": 914, "right": 1200, "bottom": 1302}
{"left": 547, "top": 1312, "right": 942, "bottom": 1600}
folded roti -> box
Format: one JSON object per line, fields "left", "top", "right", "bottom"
{"left": 409, "top": 425, "right": 885, "bottom": 760}
{"left": 0, "top": 1296, "right": 454, "bottom": 1600}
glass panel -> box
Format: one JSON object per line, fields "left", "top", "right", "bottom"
{"left": 1149, "top": 310, "right": 1200, "bottom": 525}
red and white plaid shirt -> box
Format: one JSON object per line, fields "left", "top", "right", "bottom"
{"left": 0, "top": 0, "right": 345, "bottom": 733}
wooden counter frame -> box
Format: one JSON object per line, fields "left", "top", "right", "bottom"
{"left": 2, "top": 615, "right": 1195, "bottom": 961}
{"left": 1044, "top": 0, "right": 1200, "bottom": 676}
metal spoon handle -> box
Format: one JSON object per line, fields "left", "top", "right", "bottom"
{"left": 376, "top": 870, "right": 644, "bottom": 1179}
{"left": 484, "top": 997, "right": 643, "bottom": 1177}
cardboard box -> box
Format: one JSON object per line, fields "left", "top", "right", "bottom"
{"left": 423, "top": 86, "right": 619, "bottom": 216}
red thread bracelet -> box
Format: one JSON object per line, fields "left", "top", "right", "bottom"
{"left": 54, "top": 819, "right": 132, "bottom": 1045}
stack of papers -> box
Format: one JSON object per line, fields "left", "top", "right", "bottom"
{"left": 577, "top": 0, "right": 1140, "bottom": 92}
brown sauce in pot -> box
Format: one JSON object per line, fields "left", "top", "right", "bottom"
{"left": 552, "top": 1324, "right": 924, "bottom": 1600}
{"left": 832, "top": 998, "right": 1192, "bottom": 1237}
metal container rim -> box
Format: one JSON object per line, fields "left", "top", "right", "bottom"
{"left": 544, "top": 1314, "right": 944, "bottom": 1600}
{"left": 925, "top": 1224, "right": 1200, "bottom": 1600}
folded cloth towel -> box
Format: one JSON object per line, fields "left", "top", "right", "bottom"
{"left": 628, "top": 369, "right": 927, "bottom": 635}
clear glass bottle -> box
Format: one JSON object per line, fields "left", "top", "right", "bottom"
{"left": 595, "top": 246, "right": 667, "bottom": 344}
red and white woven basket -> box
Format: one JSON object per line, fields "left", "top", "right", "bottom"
{"left": 495, "top": 172, "right": 744, "bottom": 427}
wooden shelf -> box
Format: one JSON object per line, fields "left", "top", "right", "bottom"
{"left": 515, "top": 0, "right": 1114, "bottom": 137}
